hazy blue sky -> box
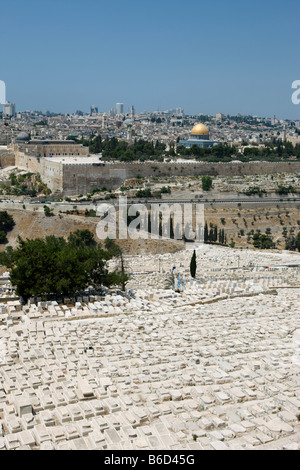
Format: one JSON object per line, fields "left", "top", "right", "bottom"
{"left": 1, "top": 0, "right": 299, "bottom": 118}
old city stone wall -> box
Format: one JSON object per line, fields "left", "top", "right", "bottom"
{"left": 5, "top": 149, "right": 300, "bottom": 196}
{"left": 15, "top": 150, "right": 40, "bottom": 173}
{"left": 0, "top": 148, "right": 16, "bottom": 168}
{"left": 62, "top": 160, "right": 300, "bottom": 195}
{"left": 39, "top": 158, "right": 63, "bottom": 193}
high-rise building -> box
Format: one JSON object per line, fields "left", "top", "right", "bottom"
{"left": 216, "top": 113, "right": 224, "bottom": 121}
{"left": 90, "top": 105, "right": 98, "bottom": 115}
{"left": 102, "top": 113, "right": 108, "bottom": 128}
{"left": 116, "top": 103, "right": 124, "bottom": 115}
{"left": 130, "top": 105, "right": 135, "bottom": 119}
{"left": 0, "top": 80, "right": 6, "bottom": 105}
{"left": 3, "top": 101, "right": 16, "bottom": 118}
{"left": 175, "top": 107, "right": 184, "bottom": 116}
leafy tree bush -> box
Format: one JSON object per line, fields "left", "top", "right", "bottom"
{"left": 275, "top": 185, "right": 297, "bottom": 195}
{"left": 44, "top": 206, "right": 54, "bottom": 217}
{"left": 252, "top": 233, "right": 275, "bottom": 249}
{"left": 135, "top": 188, "right": 152, "bottom": 198}
{"left": 5, "top": 173, "right": 50, "bottom": 196}
{"left": 160, "top": 186, "right": 171, "bottom": 194}
{"left": 0, "top": 211, "right": 15, "bottom": 244}
{"left": 0, "top": 231, "right": 8, "bottom": 244}
{"left": 244, "top": 187, "right": 266, "bottom": 197}
{"left": 68, "top": 229, "right": 96, "bottom": 247}
{"left": 0, "top": 230, "right": 129, "bottom": 301}
{"left": 202, "top": 176, "right": 213, "bottom": 191}
{"left": 0, "top": 211, "right": 15, "bottom": 233}
{"left": 85, "top": 209, "right": 97, "bottom": 217}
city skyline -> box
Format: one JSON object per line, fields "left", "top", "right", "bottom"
{"left": 0, "top": 0, "right": 299, "bottom": 119}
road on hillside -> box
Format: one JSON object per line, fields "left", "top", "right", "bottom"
{"left": 0, "top": 197, "right": 299, "bottom": 211}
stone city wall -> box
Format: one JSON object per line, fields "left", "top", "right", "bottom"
{"left": 0, "top": 148, "right": 16, "bottom": 168}
{"left": 39, "top": 158, "right": 63, "bottom": 194}
{"left": 7, "top": 149, "right": 300, "bottom": 196}
{"left": 61, "top": 160, "right": 300, "bottom": 195}
{"left": 15, "top": 150, "right": 40, "bottom": 173}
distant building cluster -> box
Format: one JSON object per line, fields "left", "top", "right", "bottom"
{"left": 0, "top": 82, "right": 300, "bottom": 154}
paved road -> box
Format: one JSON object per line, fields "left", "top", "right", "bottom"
{"left": 0, "top": 196, "right": 299, "bottom": 211}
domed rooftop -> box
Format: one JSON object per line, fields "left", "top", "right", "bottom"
{"left": 124, "top": 118, "right": 134, "bottom": 125}
{"left": 190, "top": 123, "right": 209, "bottom": 136}
{"left": 15, "top": 132, "right": 31, "bottom": 142}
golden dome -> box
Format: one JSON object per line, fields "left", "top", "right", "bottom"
{"left": 190, "top": 123, "right": 209, "bottom": 136}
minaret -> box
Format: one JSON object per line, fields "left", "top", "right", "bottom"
{"left": 130, "top": 105, "right": 135, "bottom": 119}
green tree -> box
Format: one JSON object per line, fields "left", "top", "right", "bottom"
{"left": 0, "top": 211, "right": 15, "bottom": 232}
{"left": 202, "top": 176, "right": 213, "bottom": 191}
{"left": 190, "top": 250, "right": 197, "bottom": 278}
{"left": 0, "top": 231, "right": 8, "bottom": 244}
{"left": 85, "top": 209, "right": 97, "bottom": 217}
{"left": 0, "top": 232, "right": 128, "bottom": 301}
{"left": 136, "top": 188, "right": 152, "bottom": 198}
{"left": 89, "top": 135, "right": 102, "bottom": 154}
{"left": 252, "top": 232, "right": 275, "bottom": 249}
{"left": 204, "top": 222, "right": 209, "bottom": 243}
{"left": 68, "top": 229, "right": 96, "bottom": 247}
{"left": 43, "top": 206, "right": 54, "bottom": 217}
{"left": 0, "top": 212, "right": 15, "bottom": 244}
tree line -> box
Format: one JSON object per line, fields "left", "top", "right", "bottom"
{"left": 242, "top": 141, "right": 300, "bottom": 159}
{"left": 177, "top": 141, "right": 300, "bottom": 161}
{"left": 69, "top": 135, "right": 167, "bottom": 162}
{"left": 204, "top": 223, "right": 227, "bottom": 245}
{"left": 70, "top": 134, "right": 300, "bottom": 163}
{"left": 177, "top": 143, "right": 236, "bottom": 161}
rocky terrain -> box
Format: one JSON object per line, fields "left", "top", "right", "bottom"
{"left": 1, "top": 197, "right": 299, "bottom": 255}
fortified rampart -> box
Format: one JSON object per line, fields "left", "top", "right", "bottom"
{"left": 61, "top": 160, "right": 300, "bottom": 196}
{"left": 5, "top": 147, "right": 300, "bottom": 196}
{"left": 0, "top": 148, "right": 16, "bottom": 168}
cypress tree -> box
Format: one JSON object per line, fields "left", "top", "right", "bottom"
{"left": 190, "top": 250, "right": 197, "bottom": 278}
{"left": 170, "top": 217, "right": 174, "bottom": 239}
{"left": 214, "top": 225, "right": 218, "bottom": 242}
{"left": 222, "top": 229, "right": 225, "bottom": 245}
{"left": 204, "top": 222, "right": 208, "bottom": 243}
